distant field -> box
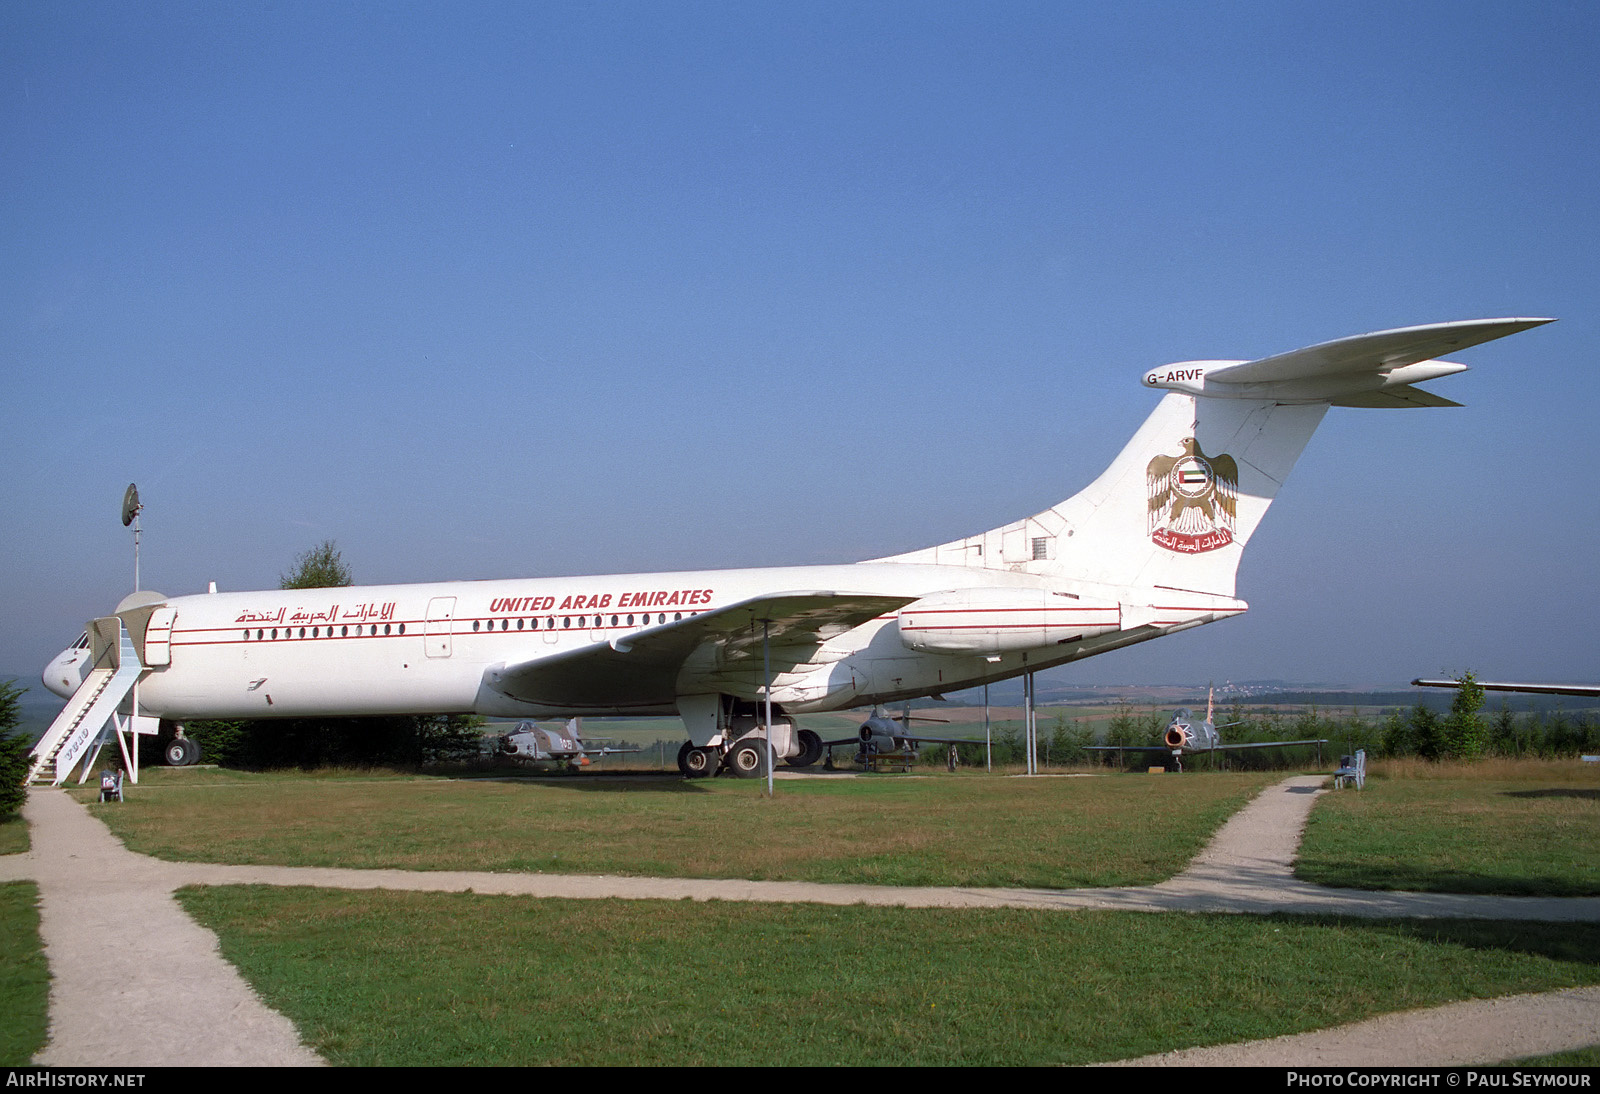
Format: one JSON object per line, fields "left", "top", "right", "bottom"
{"left": 1297, "top": 759, "right": 1600, "bottom": 896}
{"left": 79, "top": 768, "right": 1279, "bottom": 888}
{"left": 180, "top": 888, "right": 1600, "bottom": 1066}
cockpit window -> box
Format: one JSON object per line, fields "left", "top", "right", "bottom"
{"left": 74, "top": 632, "right": 89, "bottom": 650}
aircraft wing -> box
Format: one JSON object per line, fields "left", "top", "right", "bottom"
{"left": 484, "top": 591, "right": 915, "bottom": 709}
{"left": 1086, "top": 738, "right": 1328, "bottom": 753}
{"left": 1203, "top": 738, "right": 1329, "bottom": 752}
{"left": 1413, "top": 678, "right": 1600, "bottom": 698}
{"left": 861, "top": 732, "right": 985, "bottom": 748}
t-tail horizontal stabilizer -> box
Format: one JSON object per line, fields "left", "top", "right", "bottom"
{"left": 1143, "top": 318, "right": 1554, "bottom": 406}
{"left": 881, "top": 317, "right": 1553, "bottom": 600}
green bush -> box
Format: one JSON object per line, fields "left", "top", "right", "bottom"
{"left": 0, "top": 682, "right": 29, "bottom": 818}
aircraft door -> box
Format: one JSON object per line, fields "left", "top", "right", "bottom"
{"left": 143, "top": 606, "right": 176, "bottom": 666}
{"left": 425, "top": 597, "right": 456, "bottom": 658}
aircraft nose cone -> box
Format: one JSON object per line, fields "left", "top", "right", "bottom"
{"left": 41, "top": 649, "right": 87, "bottom": 699}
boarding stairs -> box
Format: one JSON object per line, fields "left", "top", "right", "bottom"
{"left": 27, "top": 618, "right": 143, "bottom": 787}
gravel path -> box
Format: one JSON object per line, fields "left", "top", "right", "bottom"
{"left": 2, "top": 775, "right": 1596, "bottom": 1066}
{"left": 4, "top": 788, "right": 323, "bottom": 1067}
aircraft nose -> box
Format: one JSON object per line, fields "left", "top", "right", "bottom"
{"left": 41, "top": 648, "right": 88, "bottom": 699}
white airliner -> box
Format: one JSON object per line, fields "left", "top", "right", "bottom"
{"left": 37, "top": 318, "right": 1551, "bottom": 784}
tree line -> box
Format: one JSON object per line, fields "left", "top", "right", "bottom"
{"left": 922, "top": 673, "right": 1600, "bottom": 770}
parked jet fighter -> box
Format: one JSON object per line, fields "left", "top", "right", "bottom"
{"left": 1088, "top": 691, "right": 1328, "bottom": 771}
{"left": 496, "top": 718, "right": 642, "bottom": 770}
{"left": 850, "top": 705, "right": 980, "bottom": 766}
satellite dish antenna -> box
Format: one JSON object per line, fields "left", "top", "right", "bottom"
{"left": 121, "top": 483, "right": 143, "bottom": 590}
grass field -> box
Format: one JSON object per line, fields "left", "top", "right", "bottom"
{"left": 0, "top": 813, "right": 27, "bottom": 855}
{"left": 78, "top": 767, "right": 1280, "bottom": 888}
{"left": 1296, "top": 759, "right": 1600, "bottom": 896}
{"left": 0, "top": 882, "right": 49, "bottom": 1066}
{"left": 26, "top": 758, "right": 1600, "bottom": 1065}
{"left": 178, "top": 886, "right": 1600, "bottom": 1066}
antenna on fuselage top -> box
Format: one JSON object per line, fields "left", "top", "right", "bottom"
{"left": 121, "top": 483, "right": 143, "bottom": 591}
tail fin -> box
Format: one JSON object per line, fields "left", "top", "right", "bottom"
{"left": 879, "top": 319, "right": 1551, "bottom": 598}
{"left": 1034, "top": 390, "right": 1328, "bottom": 595}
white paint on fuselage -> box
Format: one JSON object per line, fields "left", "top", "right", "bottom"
{"left": 102, "top": 561, "right": 1231, "bottom": 722}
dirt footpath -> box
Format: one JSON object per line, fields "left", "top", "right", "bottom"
{"left": 2, "top": 775, "right": 1596, "bottom": 1066}
{"left": 5, "top": 789, "right": 323, "bottom": 1066}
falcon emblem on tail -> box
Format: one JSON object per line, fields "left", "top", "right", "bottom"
{"left": 1147, "top": 437, "right": 1238, "bottom": 554}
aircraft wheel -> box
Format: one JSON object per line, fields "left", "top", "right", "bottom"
{"left": 784, "top": 729, "right": 823, "bottom": 768}
{"left": 183, "top": 737, "right": 202, "bottom": 765}
{"left": 164, "top": 738, "right": 195, "bottom": 767}
{"left": 725, "top": 740, "right": 770, "bottom": 779}
{"left": 677, "top": 741, "right": 714, "bottom": 779}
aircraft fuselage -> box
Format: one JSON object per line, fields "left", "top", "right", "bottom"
{"left": 90, "top": 561, "right": 1232, "bottom": 724}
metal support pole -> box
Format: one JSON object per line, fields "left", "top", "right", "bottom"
{"left": 129, "top": 680, "right": 140, "bottom": 784}
{"left": 1024, "top": 671, "right": 1037, "bottom": 775}
{"left": 763, "top": 618, "right": 774, "bottom": 798}
{"left": 983, "top": 683, "right": 991, "bottom": 773}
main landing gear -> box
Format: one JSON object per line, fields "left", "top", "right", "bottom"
{"left": 676, "top": 741, "right": 715, "bottom": 778}
{"left": 723, "top": 738, "right": 772, "bottom": 778}
{"left": 676, "top": 738, "right": 772, "bottom": 779}
{"left": 675, "top": 705, "right": 825, "bottom": 780}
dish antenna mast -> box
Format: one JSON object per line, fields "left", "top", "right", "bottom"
{"left": 121, "top": 483, "right": 143, "bottom": 591}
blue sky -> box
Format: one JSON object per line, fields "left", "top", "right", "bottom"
{"left": 3, "top": 2, "right": 1596, "bottom": 688}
